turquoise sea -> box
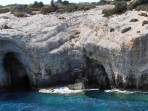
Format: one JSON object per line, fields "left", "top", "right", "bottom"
{"left": 0, "top": 90, "right": 147, "bottom": 111}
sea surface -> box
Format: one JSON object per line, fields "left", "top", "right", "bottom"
{"left": 0, "top": 89, "right": 147, "bottom": 111}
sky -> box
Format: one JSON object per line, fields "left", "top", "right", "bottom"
{"left": 0, "top": 0, "right": 99, "bottom": 6}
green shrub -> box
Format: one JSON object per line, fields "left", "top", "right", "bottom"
{"left": 60, "top": 4, "right": 78, "bottom": 12}
{"left": 27, "top": 7, "right": 41, "bottom": 11}
{"left": 66, "top": 4, "right": 78, "bottom": 12}
{"left": 57, "top": 2, "right": 96, "bottom": 13}
{"left": 30, "top": 1, "right": 44, "bottom": 8}
{"left": 9, "top": 4, "right": 32, "bottom": 16}
{"left": 62, "top": 1, "right": 69, "bottom": 5}
{"left": 113, "top": 1, "right": 127, "bottom": 14}
{"left": 10, "top": 5, "right": 28, "bottom": 13}
{"left": 77, "top": 4, "right": 95, "bottom": 11}
{"left": 27, "top": 1, "right": 44, "bottom": 12}
{"left": 0, "top": 8, "right": 10, "bottom": 13}
{"left": 121, "top": 27, "right": 132, "bottom": 33}
{"left": 99, "top": 0, "right": 108, "bottom": 5}
{"left": 102, "top": 9, "right": 114, "bottom": 17}
{"left": 102, "top": 1, "right": 127, "bottom": 17}
{"left": 136, "top": 4, "right": 148, "bottom": 12}
{"left": 40, "top": 6, "right": 56, "bottom": 14}
{"left": 128, "top": 0, "right": 148, "bottom": 10}
{"left": 29, "top": 12, "right": 36, "bottom": 15}
{"left": 14, "top": 12, "right": 27, "bottom": 17}
{"left": 103, "top": 0, "right": 148, "bottom": 16}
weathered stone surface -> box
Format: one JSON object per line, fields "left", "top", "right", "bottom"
{"left": 0, "top": 5, "right": 147, "bottom": 91}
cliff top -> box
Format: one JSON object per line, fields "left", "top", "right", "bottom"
{"left": 0, "top": 5, "right": 147, "bottom": 50}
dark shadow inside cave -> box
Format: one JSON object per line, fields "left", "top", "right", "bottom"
{"left": 3, "top": 52, "right": 31, "bottom": 90}
{"left": 84, "top": 57, "right": 111, "bottom": 90}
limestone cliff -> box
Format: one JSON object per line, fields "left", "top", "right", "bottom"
{"left": 0, "top": 5, "right": 147, "bottom": 91}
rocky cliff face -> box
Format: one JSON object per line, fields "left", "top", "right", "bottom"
{"left": 0, "top": 5, "right": 147, "bottom": 91}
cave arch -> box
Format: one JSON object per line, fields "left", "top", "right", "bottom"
{"left": 3, "top": 52, "right": 31, "bottom": 89}
{"left": 84, "top": 57, "right": 111, "bottom": 90}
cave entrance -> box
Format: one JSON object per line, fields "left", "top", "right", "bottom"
{"left": 85, "top": 57, "right": 111, "bottom": 90}
{"left": 3, "top": 52, "right": 31, "bottom": 90}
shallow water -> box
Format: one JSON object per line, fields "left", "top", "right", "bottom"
{"left": 0, "top": 90, "right": 147, "bottom": 111}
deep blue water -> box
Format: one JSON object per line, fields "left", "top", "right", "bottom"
{"left": 0, "top": 90, "right": 147, "bottom": 111}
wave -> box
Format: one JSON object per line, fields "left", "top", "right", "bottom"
{"left": 39, "top": 87, "right": 147, "bottom": 94}
{"left": 39, "top": 87, "right": 100, "bottom": 94}
{"left": 39, "top": 87, "right": 82, "bottom": 94}
{"left": 105, "top": 89, "right": 148, "bottom": 94}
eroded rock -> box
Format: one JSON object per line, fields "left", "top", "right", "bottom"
{"left": 0, "top": 6, "right": 147, "bottom": 91}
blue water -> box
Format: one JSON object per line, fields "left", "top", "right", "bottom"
{"left": 0, "top": 90, "right": 147, "bottom": 111}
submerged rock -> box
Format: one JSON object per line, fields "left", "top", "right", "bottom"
{"left": 0, "top": 6, "right": 147, "bottom": 91}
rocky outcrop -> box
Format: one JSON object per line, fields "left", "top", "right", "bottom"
{"left": 0, "top": 5, "right": 147, "bottom": 91}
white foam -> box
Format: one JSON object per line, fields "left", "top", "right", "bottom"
{"left": 39, "top": 87, "right": 147, "bottom": 94}
{"left": 39, "top": 87, "right": 82, "bottom": 94}
{"left": 105, "top": 89, "right": 134, "bottom": 94}
{"left": 39, "top": 87, "right": 100, "bottom": 94}
{"left": 84, "top": 89, "right": 100, "bottom": 91}
{"left": 105, "top": 89, "right": 148, "bottom": 94}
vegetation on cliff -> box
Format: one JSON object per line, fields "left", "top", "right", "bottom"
{"left": 0, "top": 1, "right": 99, "bottom": 16}
{"left": 102, "top": 0, "right": 148, "bottom": 17}
{"left": 0, "top": 0, "right": 147, "bottom": 17}
{"left": 102, "top": 1, "right": 127, "bottom": 17}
